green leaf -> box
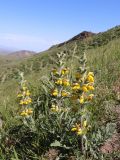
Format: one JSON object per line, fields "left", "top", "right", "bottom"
{"left": 11, "top": 148, "right": 19, "bottom": 160}
{"left": 50, "top": 140, "right": 61, "bottom": 147}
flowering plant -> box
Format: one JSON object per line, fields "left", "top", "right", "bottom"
{"left": 16, "top": 49, "right": 95, "bottom": 159}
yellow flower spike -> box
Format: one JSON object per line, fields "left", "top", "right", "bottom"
{"left": 82, "top": 85, "right": 88, "bottom": 92}
{"left": 51, "top": 89, "right": 58, "bottom": 96}
{"left": 79, "top": 95, "right": 84, "bottom": 104}
{"left": 72, "top": 83, "right": 80, "bottom": 90}
{"left": 87, "top": 94, "right": 94, "bottom": 101}
{"left": 87, "top": 75, "right": 94, "bottom": 83}
{"left": 55, "top": 78, "right": 63, "bottom": 85}
{"left": 62, "top": 79, "right": 70, "bottom": 86}
{"left": 61, "top": 90, "right": 70, "bottom": 97}
{"left": 87, "top": 85, "right": 94, "bottom": 91}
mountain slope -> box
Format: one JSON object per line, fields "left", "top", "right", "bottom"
{"left": 56, "top": 31, "right": 96, "bottom": 47}
{"left": 0, "top": 25, "right": 120, "bottom": 118}
{"left": 8, "top": 50, "right": 36, "bottom": 59}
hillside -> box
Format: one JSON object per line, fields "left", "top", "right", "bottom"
{"left": 0, "top": 25, "right": 120, "bottom": 122}
{"left": 8, "top": 50, "right": 36, "bottom": 59}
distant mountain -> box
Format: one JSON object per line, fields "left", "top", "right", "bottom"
{"left": 0, "top": 48, "right": 12, "bottom": 55}
{"left": 57, "top": 31, "right": 96, "bottom": 47}
{"left": 8, "top": 50, "right": 36, "bottom": 59}
{"left": 50, "top": 31, "right": 96, "bottom": 49}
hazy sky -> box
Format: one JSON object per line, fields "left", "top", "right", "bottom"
{"left": 0, "top": 0, "right": 120, "bottom": 51}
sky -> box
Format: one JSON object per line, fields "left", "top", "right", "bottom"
{"left": 0, "top": 0, "right": 120, "bottom": 52}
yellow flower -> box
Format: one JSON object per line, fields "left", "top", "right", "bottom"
{"left": 52, "top": 68, "right": 59, "bottom": 75}
{"left": 83, "top": 120, "right": 87, "bottom": 127}
{"left": 27, "top": 108, "right": 33, "bottom": 115}
{"left": 55, "top": 78, "right": 63, "bottom": 85}
{"left": 51, "top": 89, "right": 58, "bottom": 96}
{"left": 72, "top": 83, "right": 80, "bottom": 90}
{"left": 23, "top": 86, "right": 27, "bottom": 91}
{"left": 20, "top": 98, "right": 32, "bottom": 105}
{"left": 61, "top": 90, "right": 69, "bottom": 97}
{"left": 71, "top": 123, "right": 83, "bottom": 135}
{"left": 77, "top": 128, "right": 83, "bottom": 135}
{"left": 79, "top": 96, "right": 84, "bottom": 104}
{"left": 20, "top": 108, "right": 33, "bottom": 116}
{"left": 87, "top": 94, "right": 94, "bottom": 101}
{"left": 75, "top": 72, "right": 81, "bottom": 80}
{"left": 61, "top": 68, "right": 69, "bottom": 75}
{"left": 17, "top": 93, "right": 23, "bottom": 98}
{"left": 20, "top": 111, "right": 28, "bottom": 116}
{"left": 20, "top": 100, "right": 24, "bottom": 105}
{"left": 82, "top": 85, "right": 88, "bottom": 92}
{"left": 27, "top": 98, "right": 32, "bottom": 103}
{"left": 87, "top": 85, "right": 94, "bottom": 91}
{"left": 26, "top": 90, "right": 30, "bottom": 96}
{"left": 51, "top": 104, "right": 59, "bottom": 112}
{"left": 88, "top": 72, "right": 94, "bottom": 77}
{"left": 87, "top": 75, "right": 94, "bottom": 83}
{"left": 71, "top": 127, "right": 77, "bottom": 131}
{"left": 62, "top": 79, "right": 70, "bottom": 86}
{"left": 24, "top": 100, "right": 29, "bottom": 105}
